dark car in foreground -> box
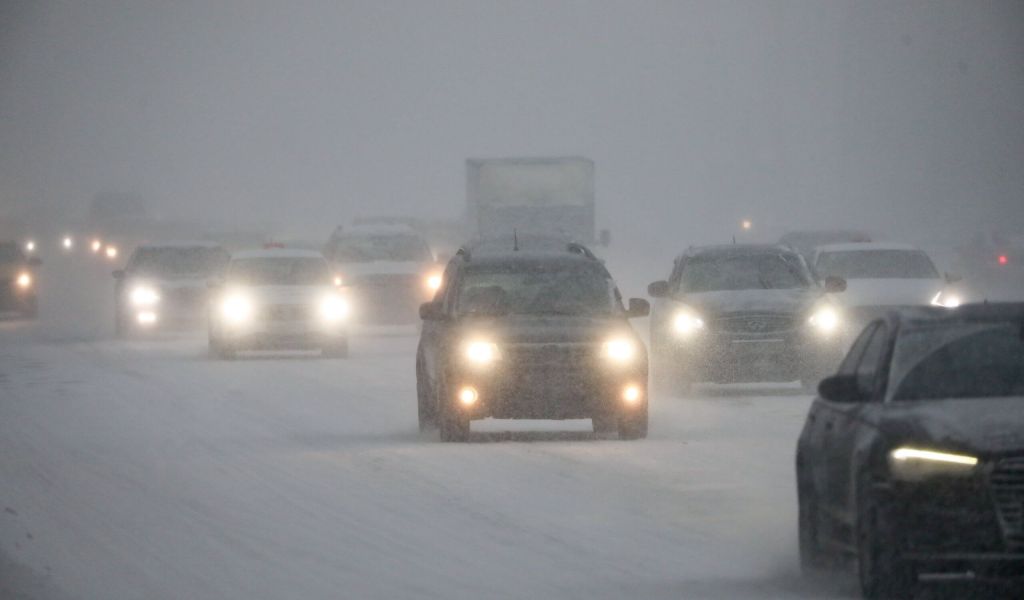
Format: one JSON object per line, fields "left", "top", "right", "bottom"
{"left": 113, "top": 242, "right": 230, "bottom": 336}
{"left": 648, "top": 245, "right": 847, "bottom": 393}
{"left": 416, "top": 240, "right": 650, "bottom": 441}
{"left": 0, "top": 241, "right": 41, "bottom": 318}
{"left": 797, "top": 303, "right": 1024, "bottom": 598}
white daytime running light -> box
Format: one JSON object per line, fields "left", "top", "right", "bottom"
{"left": 930, "top": 291, "right": 961, "bottom": 309}
{"left": 130, "top": 286, "right": 160, "bottom": 307}
{"left": 221, "top": 294, "right": 254, "bottom": 324}
{"left": 890, "top": 448, "right": 978, "bottom": 466}
{"left": 604, "top": 338, "right": 637, "bottom": 363}
{"left": 62, "top": 236, "right": 74, "bottom": 250}
{"left": 465, "top": 341, "right": 500, "bottom": 365}
{"left": 672, "top": 311, "right": 705, "bottom": 335}
{"left": 808, "top": 307, "right": 840, "bottom": 333}
{"left": 319, "top": 294, "right": 349, "bottom": 322}
{"left": 16, "top": 272, "right": 32, "bottom": 288}
{"left": 25, "top": 240, "right": 36, "bottom": 252}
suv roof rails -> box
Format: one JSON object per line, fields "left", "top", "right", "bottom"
{"left": 455, "top": 246, "right": 471, "bottom": 261}
{"left": 566, "top": 242, "right": 597, "bottom": 260}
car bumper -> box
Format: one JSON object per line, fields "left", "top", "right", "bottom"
{"left": 449, "top": 363, "right": 647, "bottom": 420}
{"left": 215, "top": 320, "right": 348, "bottom": 349}
{"left": 664, "top": 333, "right": 842, "bottom": 383}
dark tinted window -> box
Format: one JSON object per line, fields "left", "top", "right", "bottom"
{"left": 456, "top": 263, "right": 616, "bottom": 317}
{"left": 892, "top": 323, "right": 1024, "bottom": 401}
{"left": 679, "top": 253, "right": 809, "bottom": 292}
{"left": 815, "top": 250, "right": 939, "bottom": 279}
{"left": 855, "top": 326, "right": 888, "bottom": 396}
{"left": 331, "top": 234, "right": 432, "bottom": 263}
{"left": 837, "top": 323, "right": 880, "bottom": 376}
{"left": 228, "top": 257, "right": 331, "bottom": 286}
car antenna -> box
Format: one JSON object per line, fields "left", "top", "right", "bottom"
{"left": 513, "top": 229, "right": 519, "bottom": 252}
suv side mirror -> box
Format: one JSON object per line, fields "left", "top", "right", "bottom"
{"left": 28, "top": 257, "right": 42, "bottom": 267}
{"left": 945, "top": 272, "right": 963, "bottom": 284}
{"left": 818, "top": 374, "right": 864, "bottom": 403}
{"left": 824, "top": 276, "right": 847, "bottom": 293}
{"left": 419, "top": 301, "right": 446, "bottom": 321}
{"left": 647, "top": 280, "right": 670, "bottom": 298}
{"left": 112, "top": 269, "right": 125, "bottom": 280}
{"left": 598, "top": 229, "right": 612, "bottom": 247}
{"left": 626, "top": 298, "right": 650, "bottom": 318}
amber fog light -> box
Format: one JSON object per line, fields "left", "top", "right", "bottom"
{"left": 622, "top": 384, "right": 642, "bottom": 405}
{"left": 458, "top": 386, "right": 479, "bottom": 407}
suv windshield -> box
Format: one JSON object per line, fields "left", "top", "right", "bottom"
{"left": 456, "top": 263, "right": 617, "bottom": 317}
{"left": 815, "top": 250, "right": 939, "bottom": 280}
{"left": 228, "top": 257, "right": 331, "bottom": 286}
{"left": 891, "top": 322, "right": 1024, "bottom": 401}
{"left": 331, "top": 234, "right": 433, "bottom": 263}
{"left": 130, "top": 247, "right": 229, "bottom": 278}
{"left": 680, "top": 253, "right": 809, "bottom": 292}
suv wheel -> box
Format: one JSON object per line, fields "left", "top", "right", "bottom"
{"left": 437, "top": 380, "right": 469, "bottom": 442}
{"left": 416, "top": 354, "right": 437, "bottom": 431}
{"left": 591, "top": 414, "right": 616, "bottom": 434}
{"left": 797, "top": 473, "right": 827, "bottom": 575}
{"left": 617, "top": 404, "right": 648, "bottom": 440}
{"left": 857, "top": 482, "right": 914, "bottom": 599}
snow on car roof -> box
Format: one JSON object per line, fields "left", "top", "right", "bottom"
{"left": 815, "top": 242, "right": 920, "bottom": 253}
{"left": 231, "top": 248, "right": 325, "bottom": 260}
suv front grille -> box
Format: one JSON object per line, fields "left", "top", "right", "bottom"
{"left": 266, "top": 304, "right": 312, "bottom": 322}
{"left": 504, "top": 343, "right": 596, "bottom": 368}
{"left": 714, "top": 313, "right": 795, "bottom": 334}
{"left": 991, "top": 456, "right": 1024, "bottom": 550}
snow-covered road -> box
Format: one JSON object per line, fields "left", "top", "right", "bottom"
{"left": 0, "top": 258, "right": 859, "bottom": 600}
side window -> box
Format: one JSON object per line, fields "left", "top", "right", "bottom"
{"left": 836, "top": 323, "right": 878, "bottom": 376}
{"left": 669, "top": 257, "right": 685, "bottom": 291}
{"left": 855, "top": 325, "right": 889, "bottom": 398}
{"left": 439, "top": 263, "right": 460, "bottom": 314}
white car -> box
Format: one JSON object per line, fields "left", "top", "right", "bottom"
{"left": 812, "top": 242, "right": 961, "bottom": 328}
{"left": 208, "top": 249, "right": 350, "bottom": 359}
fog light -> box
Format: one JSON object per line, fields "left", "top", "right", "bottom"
{"left": 105, "top": 245, "right": 119, "bottom": 259}
{"left": 136, "top": 311, "right": 158, "bottom": 326}
{"left": 457, "top": 386, "right": 479, "bottom": 407}
{"left": 622, "top": 385, "right": 642, "bottom": 405}
{"left": 91, "top": 239, "right": 103, "bottom": 253}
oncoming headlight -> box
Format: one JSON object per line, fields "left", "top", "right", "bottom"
{"left": 930, "top": 291, "right": 961, "bottom": 309}
{"left": 129, "top": 286, "right": 160, "bottom": 307}
{"left": 808, "top": 306, "right": 840, "bottom": 334}
{"left": 425, "top": 273, "right": 443, "bottom": 293}
{"left": 888, "top": 447, "right": 978, "bottom": 482}
{"left": 603, "top": 338, "right": 637, "bottom": 363}
{"left": 319, "top": 294, "right": 349, "bottom": 323}
{"left": 221, "top": 294, "right": 254, "bottom": 325}
{"left": 15, "top": 272, "right": 32, "bottom": 289}
{"left": 672, "top": 311, "right": 705, "bottom": 335}
{"left": 464, "top": 340, "right": 500, "bottom": 365}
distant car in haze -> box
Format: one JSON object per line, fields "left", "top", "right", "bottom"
{"left": 779, "top": 230, "right": 872, "bottom": 269}
{"left": 324, "top": 224, "right": 442, "bottom": 324}
{"left": 797, "top": 303, "right": 1024, "bottom": 598}
{"left": 208, "top": 248, "right": 350, "bottom": 359}
{"left": 648, "top": 244, "right": 847, "bottom": 393}
{"left": 113, "top": 242, "right": 230, "bottom": 336}
{"left": 956, "top": 231, "right": 1024, "bottom": 301}
{"left": 0, "top": 241, "right": 41, "bottom": 318}
{"left": 812, "top": 243, "right": 962, "bottom": 332}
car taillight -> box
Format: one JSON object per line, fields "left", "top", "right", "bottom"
{"left": 998, "top": 254, "right": 1009, "bottom": 266}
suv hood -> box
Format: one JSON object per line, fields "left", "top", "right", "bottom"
{"left": 681, "top": 288, "right": 820, "bottom": 316}
{"left": 881, "top": 397, "right": 1024, "bottom": 456}
{"left": 833, "top": 278, "right": 944, "bottom": 308}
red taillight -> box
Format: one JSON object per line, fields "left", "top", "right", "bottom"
{"left": 998, "top": 255, "right": 1009, "bottom": 266}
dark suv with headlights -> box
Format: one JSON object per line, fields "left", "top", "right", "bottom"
{"left": 648, "top": 244, "right": 847, "bottom": 392}
{"left": 797, "top": 303, "right": 1024, "bottom": 598}
{"left": 416, "top": 240, "right": 650, "bottom": 442}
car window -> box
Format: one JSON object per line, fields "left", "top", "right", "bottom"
{"left": 837, "top": 322, "right": 879, "bottom": 376}
{"left": 330, "top": 234, "right": 433, "bottom": 263}
{"left": 679, "top": 253, "right": 809, "bottom": 292}
{"left": 455, "top": 263, "right": 617, "bottom": 317}
{"left": 815, "top": 250, "right": 939, "bottom": 280}
{"left": 855, "top": 325, "right": 888, "bottom": 397}
{"left": 891, "top": 323, "right": 1024, "bottom": 401}
{"left": 228, "top": 257, "right": 331, "bottom": 286}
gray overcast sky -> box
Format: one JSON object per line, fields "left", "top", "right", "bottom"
{"left": 1, "top": 0, "right": 1022, "bottom": 247}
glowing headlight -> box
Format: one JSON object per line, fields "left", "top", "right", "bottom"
{"left": 808, "top": 307, "right": 840, "bottom": 333}
{"left": 930, "top": 291, "right": 961, "bottom": 309}
{"left": 319, "top": 294, "right": 349, "bottom": 322}
{"left": 129, "top": 286, "right": 160, "bottom": 307}
{"left": 888, "top": 447, "right": 978, "bottom": 482}
{"left": 105, "top": 245, "right": 119, "bottom": 259}
{"left": 91, "top": 239, "right": 103, "bottom": 253}
{"left": 672, "top": 311, "right": 705, "bottom": 335}
{"left": 333, "top": 276, "right": 343, "bottom": 287}
{"left": 16, "top": 272, "right": 32, "bottom": 289}
{"left": 62, "top": 236, "right": 74, "bottom": 250}
{"left": 221, "top": 294, "right": 254, "bottom": 324}
{"left": 25, "top": 240, "right": 36, "bottom": 253}
{"left": 603, "top": 338, "right": 637, "bottom": 363}
{"left": 464, "top": 341, "right": 500, "bottom": 365}
{"left": 425, "top": 273, "right": 443, "bottom": 293}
